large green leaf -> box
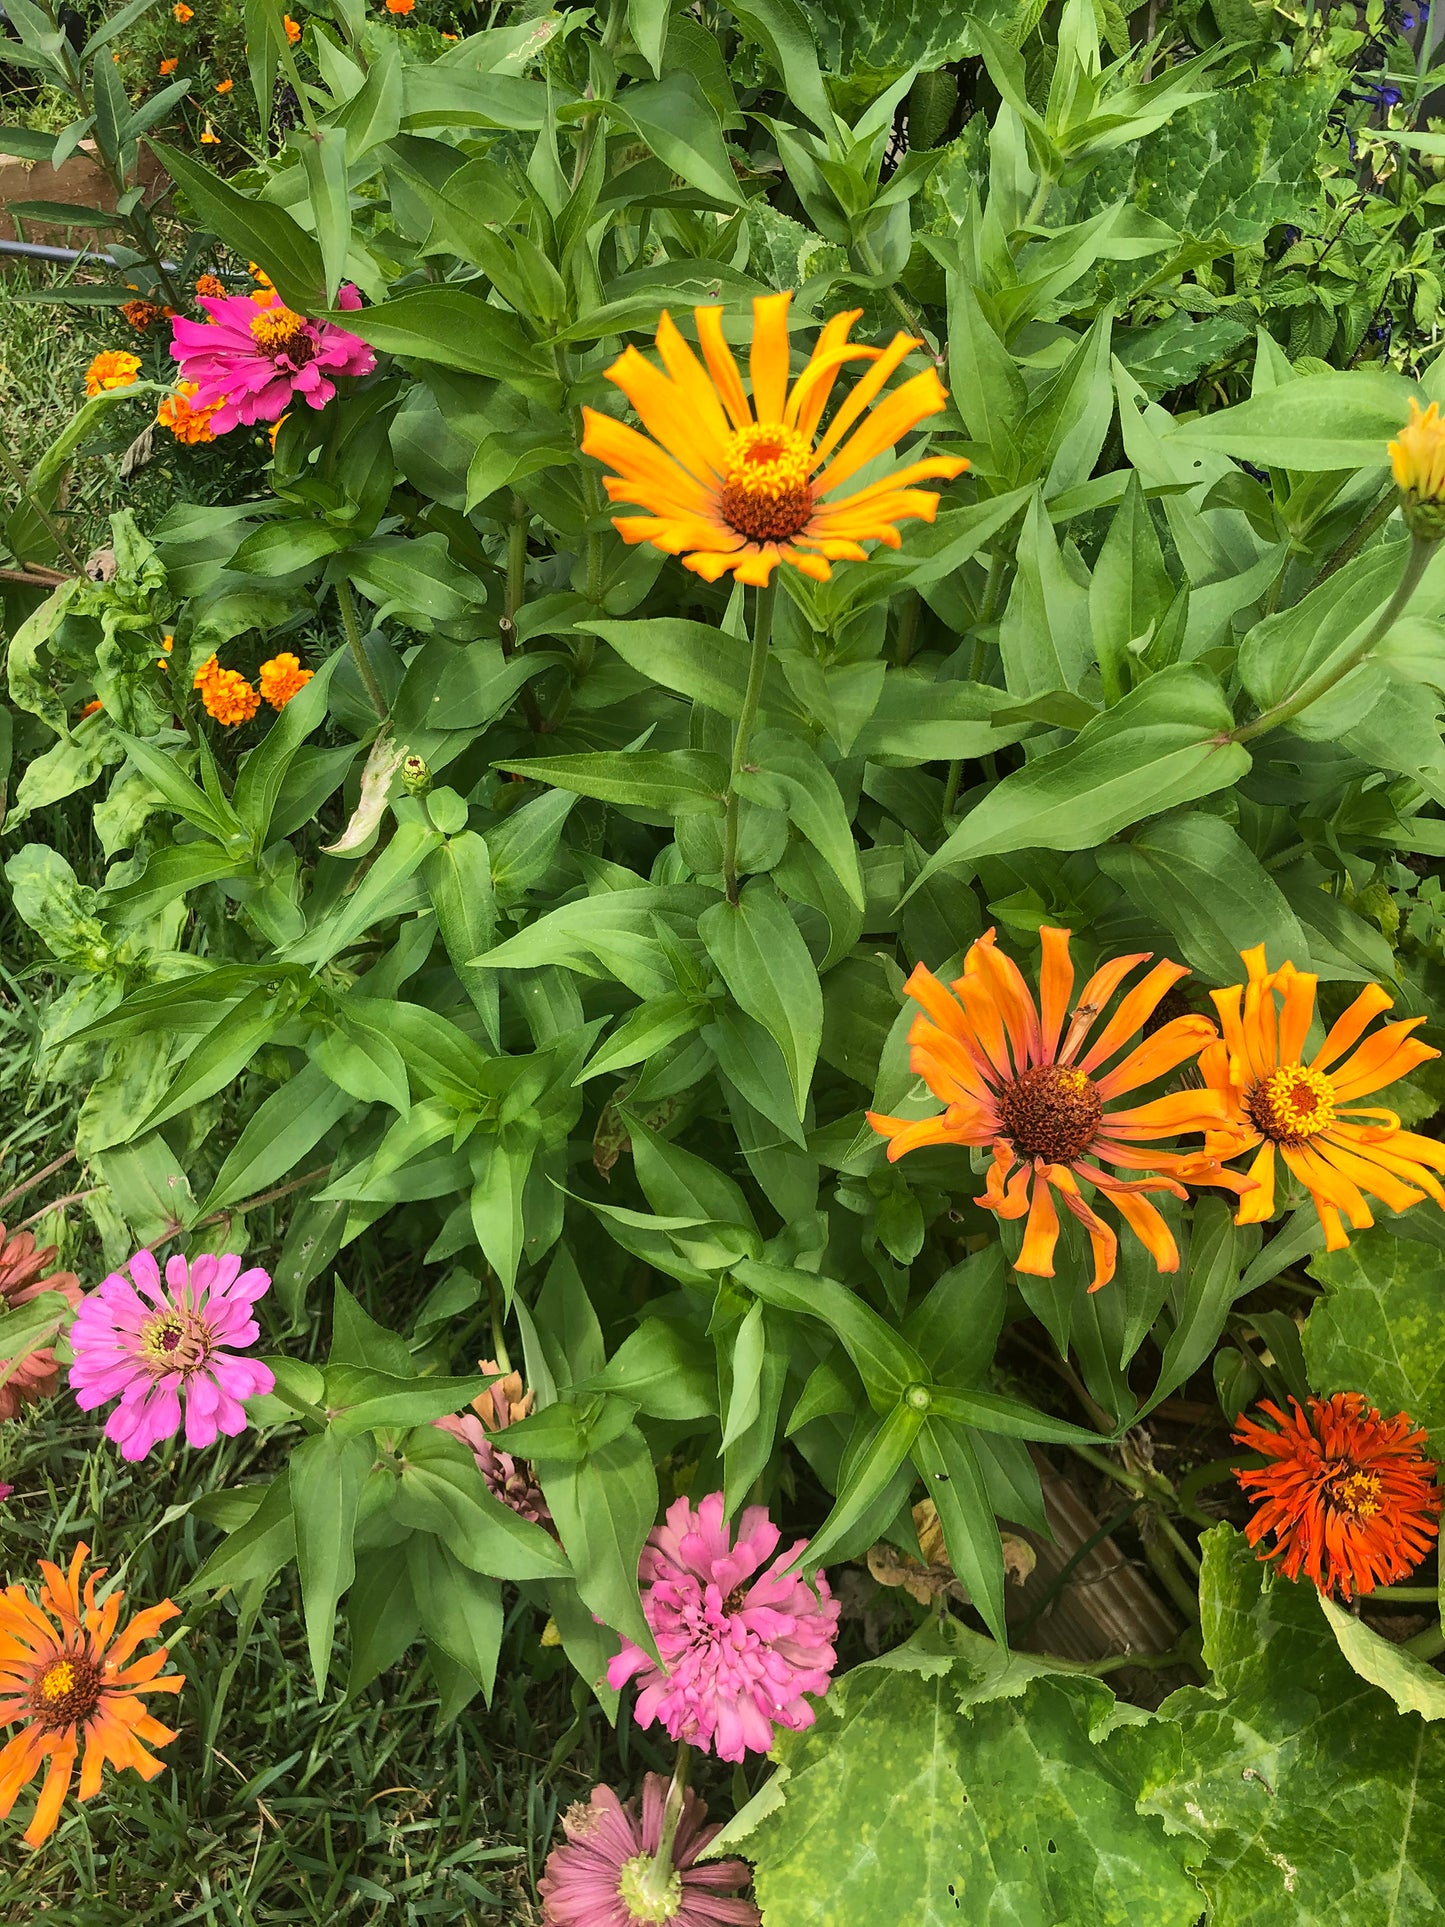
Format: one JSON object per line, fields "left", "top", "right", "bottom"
{"left": 699, "top": 880, "right": 823, "bottom": 1119}
{"left": 1302, "top": 1225, "right": 1445, "bottom": 1437}
{"left": 1167, "top": 371, "right": 1415, "bottom": 472}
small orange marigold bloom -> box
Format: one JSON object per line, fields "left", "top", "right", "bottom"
{"left": 159, "top": 56, "right": 178, "bottom": 75}
{"left": 77, "top": 699, "right": 103, "bottom": 720}
{"left": 385, "top": 0, "right": 416, "bottom": 13}
{"left": 283, "top": 13, "right": 302, "bottom": 41}
{"left": 1200, "top": 945, "right": 1445, "bottom": 1251}
{"left": 156, "top": 633, "right": 174, "bottom": 668}
{"left": 200, "top": 667, "right": 261, "bottom": 726}
{"left": 582, "top": 291, "right": 968, "bottom": 586}
{"left": 194, "top": 272, "right": 226, "bottom": 301}
{"left": 215, "top": 77, "right": 233, "bottom": 93}
{"left": 84, "top": 350, "right": 141, "bottom": 396}
{"left": 0, "top": 1542, "right": 183, "bottom": 1849}
{"left": 258, "top": 652, "right": 313, "bottom": 710}
{"left": 868, "top": 928, "right": 1253, "bottom": 1291}
{"left": 172, "top": 1, "right": 192, "bottom": 18}
{"left": 441, "top": 29, "right": 457, "bottom": 37}
{"left": 1235, "top": 1393, "right": 1442, "bottom": 1600}
{"left": 157, "top": 380, "right": 221, "bottom": 445}
{"left": 120, "top": 298, "right": 163, "bottom": 330}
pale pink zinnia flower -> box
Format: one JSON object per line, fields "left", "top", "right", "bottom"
{"left": 607, "top": 1492, "right": 839, "bottom": 1762}
{"left": 169, "top": 284, "right": 375, "bottom": 432}
{"left": 434, "top": 1358, "right": 553, "bottom": 1529}
{"left": 69, "top": 1251, "right": 276, "bottom": 1461}
{"left": 538, "top": 1773, "right": 760, "bottom": 1926}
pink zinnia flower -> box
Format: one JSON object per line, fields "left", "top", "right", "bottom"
{"left": 69, "top": 1251, "right": 276, "bottom": 1462}
{"left": 0, "top": 1485, "right": 12, "bottom": 1504}
{"left": 538, "top": 1773, "right": 759, "bottom": 1926}
{"left": 434, "top": 1358, "right": 554, "bottom": 1529}
{"left": 169, "top": 285, "right": 375, "bottom": 432}
{"left": 607, "top": 1492, "right": 839, "bottom": 1762}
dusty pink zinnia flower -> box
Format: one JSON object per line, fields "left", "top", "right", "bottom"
{"left": 434, "top": 1357, "right": 553, "bottom": 1529}
{"left": 607, "top": 1492, "right": 839, "bottom": 1762}
{"left": 69, "top": 1250, "right": 276, "bottom": 1461}
{"left": 538, "top": 1773, "right": 759, "bottom": 1926}
{"left": 0, "top": 1223, "right": 82, "bottom": 1421}
{"left": 169, "top": 284, "right": 375, "bottom": 432}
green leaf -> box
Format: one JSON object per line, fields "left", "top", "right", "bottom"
{"left": 283, "top": 820, "right": 440, "bottom": 968}
{"left": 138, "top": 984, "right": 288, "bottom": 1137}
{"left": 201, "top": 1058, "right": 350, "bottom": 1212}
{"left": 332, "top": 287, "right": 556, "bottom": 395}
{"left": 585, "top": 616, "right": 792, "bottom": 721}
{"left": 1238, "top": 539, "right": 1406, "bottom": 717}
{"left": 576, "top": 1318, "right": 718, "bottom": 1421}
{"left": 916, "top": 665, "right": 1251, "bottom": 885}
{"left": 804, "top": 1401, "right": 924, "bottom": 1571}
{"left": 291, "top": 1427, "right": 372, "bottom": 1692}
{"left": 1303, "top": 1225, "right": 1445, "bottom": 1437}
{"left": 469, "top": 1133, "right": 533, "bottom": 1294}
{"left": 1317, "top": 1594, "right": 1445, "bottom": 1720}
{"left": 188, "top": 1472, "right": 295, "bottom": 1598}
{"left": 736, "top": 731, "right": 864, "bottom": 910}
{"left": 346, "top": 1556, "right": 420, "bottom": 1698}
{"left": 151, "top": 140, "right": 326, "bottom": 313}
{"left": 997, "top": 492, "right": 1093, "bottom": 700}
{"left": 577, "top": 992, "right": 706, "bottom": 1083}
{"left": 324, "top": 1365, "right": 497, "bottom": 1438}
{"left": 298, "top": 125, "right": 351, "bottom": 305}
{"left": 699, "top": 880, "right": 822, "bottom": 1120}
{"left": 537, "top": 1427, "right": 658, "bottom": 1653}
{"left": 426, "top": 832, "right": 500, "bottom": 1045}
{"left": 0, "top": 1289, "right": 75, "bottom": 1366}
{"left": 231, "top": 650, "right": 340, "bottom": 846}
{"left": 404, "top": 1536, "right": 503, "bottom": 1702}
{"left": 1168, "top": 370, "right": 1415, "bottom": 472}
{"left": 391, "top": 1425, "right": 571, "bottom": 1580}
{"left": 728, "top": 0, "right": 835, "bottom": 133}
{"left": 496, "top": 750, "right": 727, "bottom": 814}
{"left": 913, "top": 1419, "right": 1008, "bottom": 1643}
{"left": 1144, "top": 1197, "right": 1255, "bottom": 1416}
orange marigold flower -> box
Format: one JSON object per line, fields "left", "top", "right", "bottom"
{"left": 120, "top": 299, "right": 161, "bottom": 329}
{"left": 441, "top": 29, "right": 457, "bottom": 37}
{"left": 192, "top": 653, "right": 221, "bottom": 691}
{"left": 156, "top": 633, "right": 174, "bottom": 668}
{"left": 385, "top": 0, "right": 416, "bottom": 13}
{"left": 172, "top": 1, "right": 192, "bottom": 18}
{"left": 283, "top": 13, "right": 302, "bottom": 42}
{"left": 83, "top": 350, "right": 141, "bottom": 396}
{"left": 867, "top": 928, "right": 1253, "bottom": 1291}
{"left": 1200, "top": 945, "right": 1445, "bottom": 1251}
{"left": 194, "top": 272, "right": 225, "bottom": 300}
{"left": 156, "top": 380, "right": 221, "bottom": 445}
{"left": 0, "top": 1542, "right": 183, "bottom": 1848}
{"left": 215, "top": 77, "right": 233, "bottom": 93}
{"left": 159, "top": 56, "right": 178, "bottom": 74}
{"left": 582, "top": 292, "right": 968, "bottom": 587}
{"left": 193, "top": 656, "right": 259, "bottom": 725}
{"left": 77, "top": 699, "right": 103, "bottom": 720}
{"left": 1234, "top": 1393, "right": 1442, "bottom": 1599}
{"left": 258, "top": 651, "right": 313, "bottom": 710}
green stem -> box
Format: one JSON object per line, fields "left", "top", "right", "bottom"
{"left": 653, "top": 1741, "right": 693, "bottom": 1881}
{"left": 1368, "top": 1585, "right": 1442, "bottom": 1604}
{"left": 1233, "top": 531, "right": 1435, "bottom": 745}
{"left": 1308, "top": 484, "right": 1398, "bottom": 589}
{"left": 487, "top": 1273, "right": 512, "bottom": 1374}
{"left": 723, "top": 580, "right": 776, "bottom": 905}
{"left": 1403, "top": 1624, "right": 1445, "bottom": 1661}
{"left": 0, "top": 439, "right": 86, "bottom": 574}
{"left": 1141, "top": 1515, "right": 1202, "bottom": 1624}
{"left": 501, "top": 497, "right": 545, "bottom": 734}
{"left": 336, "top": 577, "right": 390, "bottom": 722}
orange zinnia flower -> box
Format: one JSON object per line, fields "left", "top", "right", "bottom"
{"left": 215, "top": 76, "right": 233, "bottom": 93}
{"left": 581, "top": 292, "right": 968, "bottom": 586}
{"left": 385, "top": 0, "right": 415, "bottom": 12}
{"left": 283, "top": 12, "right": 302, "bottom": 40}
{"left": 172, "top": 1, "right": 192, "bottom": 18}
{"left": 84, "top": 350, "right": 141, "bottom": 396}
{"left": 868, "top": 929, "right": 1252, "bottom": 1291}
{"left": 258, "top": 651, "right": 313, "bottom": 709}
{"left": 1234, "top": 1393, "right": 1442, "bottom": 1599}
{"left": 1200, "top": 945, "right": 1445, "bottom": 1250}
{"left": 158, "top": 56, "right": 178, "bottom": 74}
{"left": 157, "top": 380, "right": 221, "bottom": 445}
{"left": 0, "top": 1543, "right": 182, "bottom": 1848}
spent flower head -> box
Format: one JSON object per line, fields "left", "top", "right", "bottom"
{"left": 538, "top": 1773, "right": 759, "bottom": 1925}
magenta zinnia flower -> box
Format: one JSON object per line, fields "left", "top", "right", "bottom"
{"left": 434, "top": 1358, "right": 553, "bottom": 1529}
{"left": 607, "top": 1492, "right": 839, "bottom": 1762}
{"left": 538, "top": 1773, "right": 760, "bottom": 1926}
{"left": 169, "top": 284, "right": 375, "bottom": 432}
{"left": 69, "top": 1250, "right": 275, "bottom": 1461}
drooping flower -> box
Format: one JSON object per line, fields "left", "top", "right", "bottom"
{"left": 607, "top": 1492, "right": 839, "bottom": 1762}
{"left": 435, "top": 1359, "right": 553, "bottom": 1528}
{"left": 0, "top": 1226, "right": 82, "bottom": 1423}
{"left": 1234, "top": 1393, "right": 1442, "bottom": 1599}
{"left": 538, "top": 1773, "right": 760, "bottom": 1926}
{"left": 156, "top": 380, "right": 221, "bottom": 445}
{"left": 867, "top": 928, "right": 1252, "bottom": 1291}
{"left": 68, "top": 1250, "right": 275, "bottom": 1462}
{"left": 1199, "top": 945, "right": 1445, "bottom": 1250}
{"left": 199, "top": 126, "right": 220, "bottom": 145}
{"left": 192, "top": 655, "right": 260, "bottom": 725}
{"left": 283, "top": 13, "right": 302, "bottom": 41}
{"left": 0, "top": 1542, "right": 183, "bottom": 1848}
{"left": 169, "top": 284, "right": 375, "bottom": 431}
{"left": 84, "top": 350, "right": 141, "bottom": 396}
{"left": 581, "top": 291, "right": 968, "bottom": 586}
{"left": 257, "top": 652, "right": 314, "bottom": 710}
{"left": 193, "top": 272, "right": 225, "bottom": 301}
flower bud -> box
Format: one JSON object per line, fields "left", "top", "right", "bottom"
{"left": 400, "top": 752, "right": 431, "bottom": 795}
{"left": 1389, "top": 398, "right": 1445, "bottom": 538}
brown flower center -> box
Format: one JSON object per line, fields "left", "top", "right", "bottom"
{"left": 723, "top": 1583, "right": 750, "bottom": 1613}
{"left": 1326, "top": 1466, "right": 1383, "bottom": 1521}
{"left": 249, "top": 303, "right": 317, "bottom": 365}
{"left": 720, "top": 422, "right": 813, "bottom": 542}
{"left": 31, "top": 1652, "right": 102, "bottom": 1729}
{"left": 996, "top": 1064, "right": 1102, "bottom": 1164}
{"left": 1246, "top": 1065, "right": 1335, "bottom": 1145}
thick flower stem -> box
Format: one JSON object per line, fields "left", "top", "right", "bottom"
{"left": 335, "top": 576, "right": 390, "bottom": 723}
{"left": 1232, "top": 530, "right": 1436, "bottom": 745}
{"left": 723, "top": 580, "right": 776, "bottom": 906}
{"left": 653, "top": 1741, "right": 693, "bottom": 1882}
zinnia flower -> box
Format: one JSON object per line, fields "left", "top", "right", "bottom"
{"left": 193, "top": 272, "right": 225, "bottom": 301}
{"left": 192, "top": 655, "right": 260, "bottom": 725}
{"left": 172, "top": 2, "right": 192, "bottom": 19}
{"left": 538, "top": 1774, "right": 760, "bottom": 1926}
{"left": 1234, "top": 1393, "right": 1442, "bottom": 1599}
{"left": 607, "top": 1491, "right": 839, "bottom": 1762}
{"left": 156, "top": 380, "right": 221, "bottom": 444}
{"left": 581, "top": 291, "right": 968, "bottom": 585}
{"left": 0, "top": 1486, "right": 12, "bottom": 1504}
{"left": 158, "top": 56, "right": 178, "bottom": 73}
{"left": 868, "top": 928, "right": 1252, "bottom": 1291}
{"left": 434, "top": 1360, "right": 552, "bottom": 1529}
{"left": 169, "top": 284, "right": 374, "bottom": 431}
{"left": 0, "top": 1226, "right": 82, "bottom": 1423}
{"left": 84, "top": 350, "right": 140, "bottom": 396}
{"left": 68, "top": 1250, "right": 276, "bottom": 1462}
{"left": 257, "top": 652, "right": 313, "bottom": 710}
{"left": 385, "top": 0, "right": 416, "bottom": 13}
{"left": 215, "top": 76, "right": 233, "bottom": 93}
{"left": 1391, "top": 397, "right": 1445, "bottom": 504}
{"left": 0, "top": 1542, "right": 183, "bottom": 1848}
{"left": 1199, "top": 945, "right": 1445, "bottom": 1250}
{"left": 283, "top": 13, "right": 301, "bottom": 41}
{"left": 199, "top": 126, "right": 220, "bottom": 145}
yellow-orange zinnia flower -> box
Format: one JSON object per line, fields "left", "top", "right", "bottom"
{"left": 156, "top": 380, "right": 220, "bottom": 445}
{"left": 581, "top": 292, "right": 968, "bottom": 586}
{"left": 1200, "top": 945, "right": 1445, "bottom": 1250}
{"left": 0, "top": 1543, "right": 182, "bottom": 1848}
{"left": 386, "top": 0, "right": 415, "bottom": 12}
{"left": 1390, "top": 397, "right": 1445, "bottom": 503}
{"left": 84, "top": 350, "right": 141, "bottom": 397}
{"left": 258, "top": 652, "right": 313, "bottom": 709}
{"left": 868, "top": 929, "right": 1252, "bottom": 1291}
{"left": 1234, "top": 1393, "right": 1441, "bottom": 1599}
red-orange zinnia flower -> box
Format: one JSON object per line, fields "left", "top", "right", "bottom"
{"left": 581, "top": 292, "right": 968, "bottom": 586}
{"left": 1200, "top": 945, "right": 1445, "bottom": 1250}
{"left": 0, "top": 1543, "right": 183, "bottom": 1847}
{"left": 1234, "top": 1393, "right": 1442, "bottom": 1599}
{"left": 867, "top": 928, "right": 1252, "bottom": 1290}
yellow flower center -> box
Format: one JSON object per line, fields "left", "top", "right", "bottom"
{"left": 996, "top": 1063, "right": 1103, "bottom": 1165}
{"left": 616, "top": 1853, "right": 684, "bottom": 1922}
{"left": 139, "top": 1309, "right": 210, "bottom": 1374}
{"left": 1326, "top": 1466, "right": 1383, "bottom": 1521}
{"left": 1247, "top": 1064, "right": 1335, "bottom": 1144}
{"left": 31, "top": 1652, "right": 102, "bottom": 1728}
{"left": 41, "top": 1660, "right": 75, "bottom": 1701}
{"left": 719, "top": 422, "right": 813, "bottom": 543}
{"left": 249, "top": 303, "right": 312, "bottom": 359}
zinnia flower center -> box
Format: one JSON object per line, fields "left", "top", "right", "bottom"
{"left": 139, "top": 1309, "right": 211, "bottom": 1374}
{"left": 617, "top": 1852, "right": 684, "bottom": 1922}
{"left": 996, "top": 1064, "right": 1103, "bottom": 1164}
{"left": 249, "top": 303, "right": 317, "bottom": 364}
{"left": 1247, "top": 1064, "right": 1335, "bottom": 1144}
{"left": 1326, "top": 1465, "right": 1384, "bottom": 1521}
{"left": 719, "top": 423, "right": 813, "bottom": 542}
{"left": 32, "top": 1653, "right": 102, "bottom": 1728}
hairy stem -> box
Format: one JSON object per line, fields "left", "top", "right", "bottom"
{"left": 336, "top": 576, "right": 390, "bottom": 722}
{"left": 723, "top": 579, "right": 776, "bottom": 905}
